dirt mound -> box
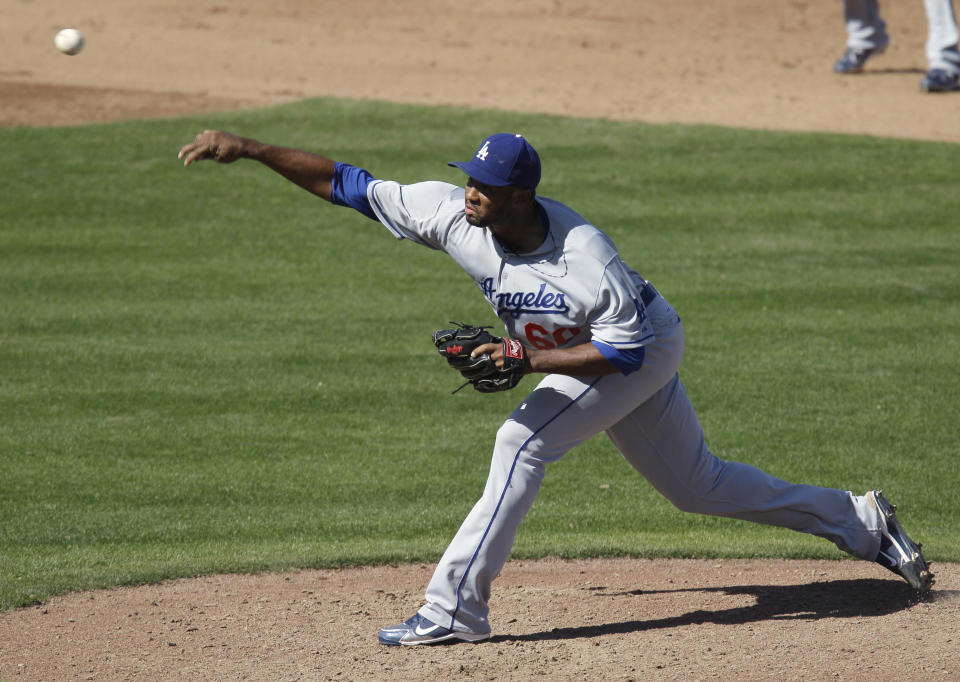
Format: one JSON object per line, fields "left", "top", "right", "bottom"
{"left": 2, "top": 559, "right": 958, "bottom": 680}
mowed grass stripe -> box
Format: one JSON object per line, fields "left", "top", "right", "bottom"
{"left": 1, "top": 98, "right": 957, "bottom": 610}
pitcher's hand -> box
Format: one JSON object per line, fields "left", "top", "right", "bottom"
{"left": 178, "top": 130, "right": 248, "bottom": 166}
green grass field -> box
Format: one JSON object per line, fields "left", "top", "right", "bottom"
{"left": 1, "top": 98, "right": 957, "bottom": 611}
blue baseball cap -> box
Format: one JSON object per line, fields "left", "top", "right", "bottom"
{"left": 448, "top": 133, "right": 541, "bottom": 190}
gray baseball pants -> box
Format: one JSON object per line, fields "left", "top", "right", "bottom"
{"left": 418, "top": 295, "right": 883, "bottom": 635}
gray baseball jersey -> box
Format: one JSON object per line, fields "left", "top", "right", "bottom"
{"left": 369, "top": 180, "right": 654, "bottom": 355}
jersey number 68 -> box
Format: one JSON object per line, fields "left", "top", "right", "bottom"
{"left": 524, "top": 323, "right": 581, "bottom": 349}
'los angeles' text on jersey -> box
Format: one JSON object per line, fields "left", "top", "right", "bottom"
{"left": 479, "top": 279, "right": 569, "bottom": 319}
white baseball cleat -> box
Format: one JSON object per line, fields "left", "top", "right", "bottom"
{"left": 378, "top": 613, "right": 490, "bottom": 646}
{"left": 868, "top": 490, "right": 934, "bottom": 593}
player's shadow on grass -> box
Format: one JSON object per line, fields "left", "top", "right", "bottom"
{"left": 492, "top": 578, "right": 925, "bottom": 643}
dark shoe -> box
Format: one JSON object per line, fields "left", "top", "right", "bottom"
{"left": 920, "top": 68, "right": 960, "bottom": 92}
{"left": 869, "top": 490, "right": 934, "bottom": 592}
{"left": 834, "top": 36, "right": 889, "bottom": 74}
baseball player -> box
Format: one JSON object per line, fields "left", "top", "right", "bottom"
{"left": 178, "top": 130, "right": 934, "bottom": 646}
{"left": 835, "top": 0, "right": 960, "bottom": 92}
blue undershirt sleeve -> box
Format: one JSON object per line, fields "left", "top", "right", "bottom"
{"left": 329, "top": 162, "right": 378, "bottom": 221}
{"left": 591, "top": 340, "right": 646, "bottom": 375}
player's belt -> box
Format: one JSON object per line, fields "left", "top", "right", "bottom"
{"left": 640, "top": 283, "right": 659, "bottom": 306}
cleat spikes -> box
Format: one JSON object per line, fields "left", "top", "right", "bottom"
{"left": 869, "top": 490, "right": 933, "bottom": 593}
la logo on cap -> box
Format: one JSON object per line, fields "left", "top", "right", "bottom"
{"left": 447, "top": 133, "right": 542, "bottom": 190}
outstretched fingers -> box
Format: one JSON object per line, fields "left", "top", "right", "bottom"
{"left": 178, "top": 130, "right": 214, "bottom": 166}
{"left": 178, "top": 130, "right": 242, "bottom": 166}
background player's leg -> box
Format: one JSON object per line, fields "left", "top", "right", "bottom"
{"left": 843, "top": 0, "right": 888, "bottom": 50}
{"left": 834, "top": 0, "right": 889, "bottom": 73}
{"left": 924, "top": 0, "right": 960, "bottom": 72}
{"left": 606, "top": 374, "right": 883, "bottom": 560}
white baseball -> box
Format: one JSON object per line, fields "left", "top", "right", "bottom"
{"left": 54, "top": 28, "right": 85, "bottom": 56}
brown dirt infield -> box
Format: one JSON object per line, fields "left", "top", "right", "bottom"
{"left": 2, "top": 1, "right": 958, "bottom": 680}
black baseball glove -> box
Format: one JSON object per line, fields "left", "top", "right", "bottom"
{"left": 433, "top": 323, "right": 526, "bottom": 393}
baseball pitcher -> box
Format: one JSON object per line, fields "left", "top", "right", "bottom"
{"left": 179, "top": 130, "right": 933, "bottom": 646}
